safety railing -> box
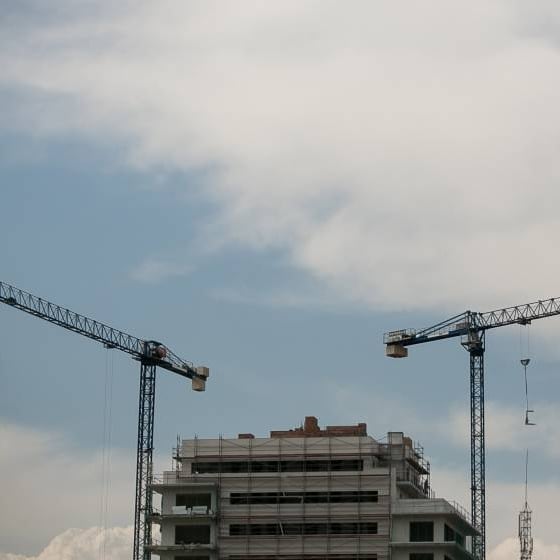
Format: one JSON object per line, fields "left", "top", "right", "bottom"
{"left": 396, "top": 469, "right": 433, "bottom": 498}
{"left": 448, "top": 500, "right": 471, "bottom": 524}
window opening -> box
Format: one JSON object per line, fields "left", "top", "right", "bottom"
{"left": 193, "top": 459, "right": 363, "bottom": 474}
{"left": 444, "top": 524, "right": 455, "bottom": 542}
{"left": 230, "top": 490, "right": 378, "bottom": 505}
{"left": 409, "top": 521, "right": 434, "bottom": 542}
{"left": 175, "top": 525, "right": 210, "bottom": 545}
{"left": 229, "top": 522, "right": 378, "bottom": 536}
{"left": 176, "top": 493, "right": 211, "bottom": 508}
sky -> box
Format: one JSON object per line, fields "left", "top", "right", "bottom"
{"left": 0, "top": 1, "right": 559, "bottom": 558}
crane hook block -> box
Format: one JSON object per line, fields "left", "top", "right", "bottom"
{"left": 386, "top": 344, "right": 408, "bottom": 358}
{"left": 525, "top": 410, "right": 536, "bottom": 426}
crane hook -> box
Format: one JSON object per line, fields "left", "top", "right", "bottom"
{"left": 521, "top": 358, "right": 536, "bottom": 426}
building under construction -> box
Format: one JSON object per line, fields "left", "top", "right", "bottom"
{"left": 148, "top": 416, "right": 477, "bottom": 560}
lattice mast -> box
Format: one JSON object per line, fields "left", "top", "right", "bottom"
{"left": 519, "top": 451, "right": 533, "bottom": 560}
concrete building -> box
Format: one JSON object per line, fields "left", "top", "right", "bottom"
{"left": 148, "top": 417, "right": 477, "bottom": 560}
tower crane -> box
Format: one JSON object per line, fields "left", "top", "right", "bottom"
{"left": 0, "top": 280, "right": 210, "bottom": 560}
{"left": 383, "top": 297, "right": 560, "bottom": 560}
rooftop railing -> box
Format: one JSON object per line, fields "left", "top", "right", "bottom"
{"left": 448, "top": 500, "right": 471, "bottom": 524}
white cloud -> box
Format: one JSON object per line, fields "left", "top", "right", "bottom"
{"left": 505, "top": 319, "right": 560, "bottom": 362}
{"left": 489, "top": 537, "right": 560, "bottom": 560}
{"left": 2, "top": 1, "right": 560, "bottom": 311}
{"left": 445, "top": 399, "right": 560, "bottom": 459}
{"left": 330, "top": 384, "right": 560, "bottom": 458}
{"left": 434, "top": 467, "right": 560, "bottom": 552}
{"left": 0, "top": 527, "right": 132, "bottom": 560}
{"left": 0, "top": 421, "right": 139, "bottom": 555}
{"left": 2, "top": 419, "right": 558, "bottom": 557}
{"left": 3, "top": 527, "right": 560, "bottom": 560}
{"left": 330, "top": 386, "right": 560, "bottom": 549}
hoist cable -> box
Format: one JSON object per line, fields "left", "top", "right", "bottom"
{"left": 98, "top": 348, "right": 114, "bottom": 560}
{"left": 524, "top": 367, "right": 530, "bottom": 413}
{"left": 524, "top": 449, "right": 529, "bottom": 506}
{"left": 519, "top": 325, "right": 535, "bottom": 425}
{"left": 98, "top": 349, "right": 108, "bottom": 559}
{"left": 104, "top": 350, "right": 114, "bottom": 560}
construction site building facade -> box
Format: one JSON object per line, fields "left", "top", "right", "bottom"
{"left": 148, "top": 416, "right": 477, "bottom": 560}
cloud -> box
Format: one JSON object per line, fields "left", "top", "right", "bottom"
{"left": 330, "top": 383, "right": 560, "bottom": 458}
{"left": 0, "top": 421, "right": 139, "bottom": 555}
{"left": 505, "top": 319, "right": 560, "bottom": 362}
{"left": 2, "top": 420, "right": 558, "bottom": 557}
{"left": 0, "top": 527, "right": 132, "bottom": 560}
{"left": 489, "top": 538, "right": 560, "bottom": 560}
{"left": 330, "top": 386, "right": 560, "bottom": 549}
{"left": 2, "top": 1, "right": 560, "bottom": 311}
{"left": 3, "top": 528, "right": 559, "bottom": 560}
{"left": 445, "top": 400, "right": 560, "bottom": 458}
{"left": 434, "top": 466, "right": 560, "bottom": 551}
{"left": 3, "top": 525, "right": 559, "bottom": 560}
{"left": 130, "top": 257, "right": 192, "bottom": 284}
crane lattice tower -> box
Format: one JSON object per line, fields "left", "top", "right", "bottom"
{"left": 519, "top": 451, "right": 533, "bottom": 560}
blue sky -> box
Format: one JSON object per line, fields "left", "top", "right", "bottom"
{"left": 1, "top": 2, "right": 560, "bottom": 559}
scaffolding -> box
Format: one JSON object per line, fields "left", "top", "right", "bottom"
{"left": 181, "top": 432, "right": 393, "bottom": 559}
{"left": 149, "top": 423, "right": 446, "bottom": 560}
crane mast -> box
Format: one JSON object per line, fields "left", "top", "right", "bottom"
{"left": 519, "top": 451, "right": 533, "bottom": 560}
{"left": 384, "top": 297, "right": 560, "bottom": 560}
{"left": 0, "top": 281, "right": 210, "bottom": 560}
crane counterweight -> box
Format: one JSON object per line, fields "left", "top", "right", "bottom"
{"left": 192, "top": 366, "right": 210, "bottom": 391}
{"left": 386, "top": 343, "right": 408, "bottom": 358}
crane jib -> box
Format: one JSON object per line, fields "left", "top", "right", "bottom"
{"left": 0, "top": 280, "right": 200, "bottom": 373}
{"left": 384, "top": 297, "right": 560, "bottom": 349}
